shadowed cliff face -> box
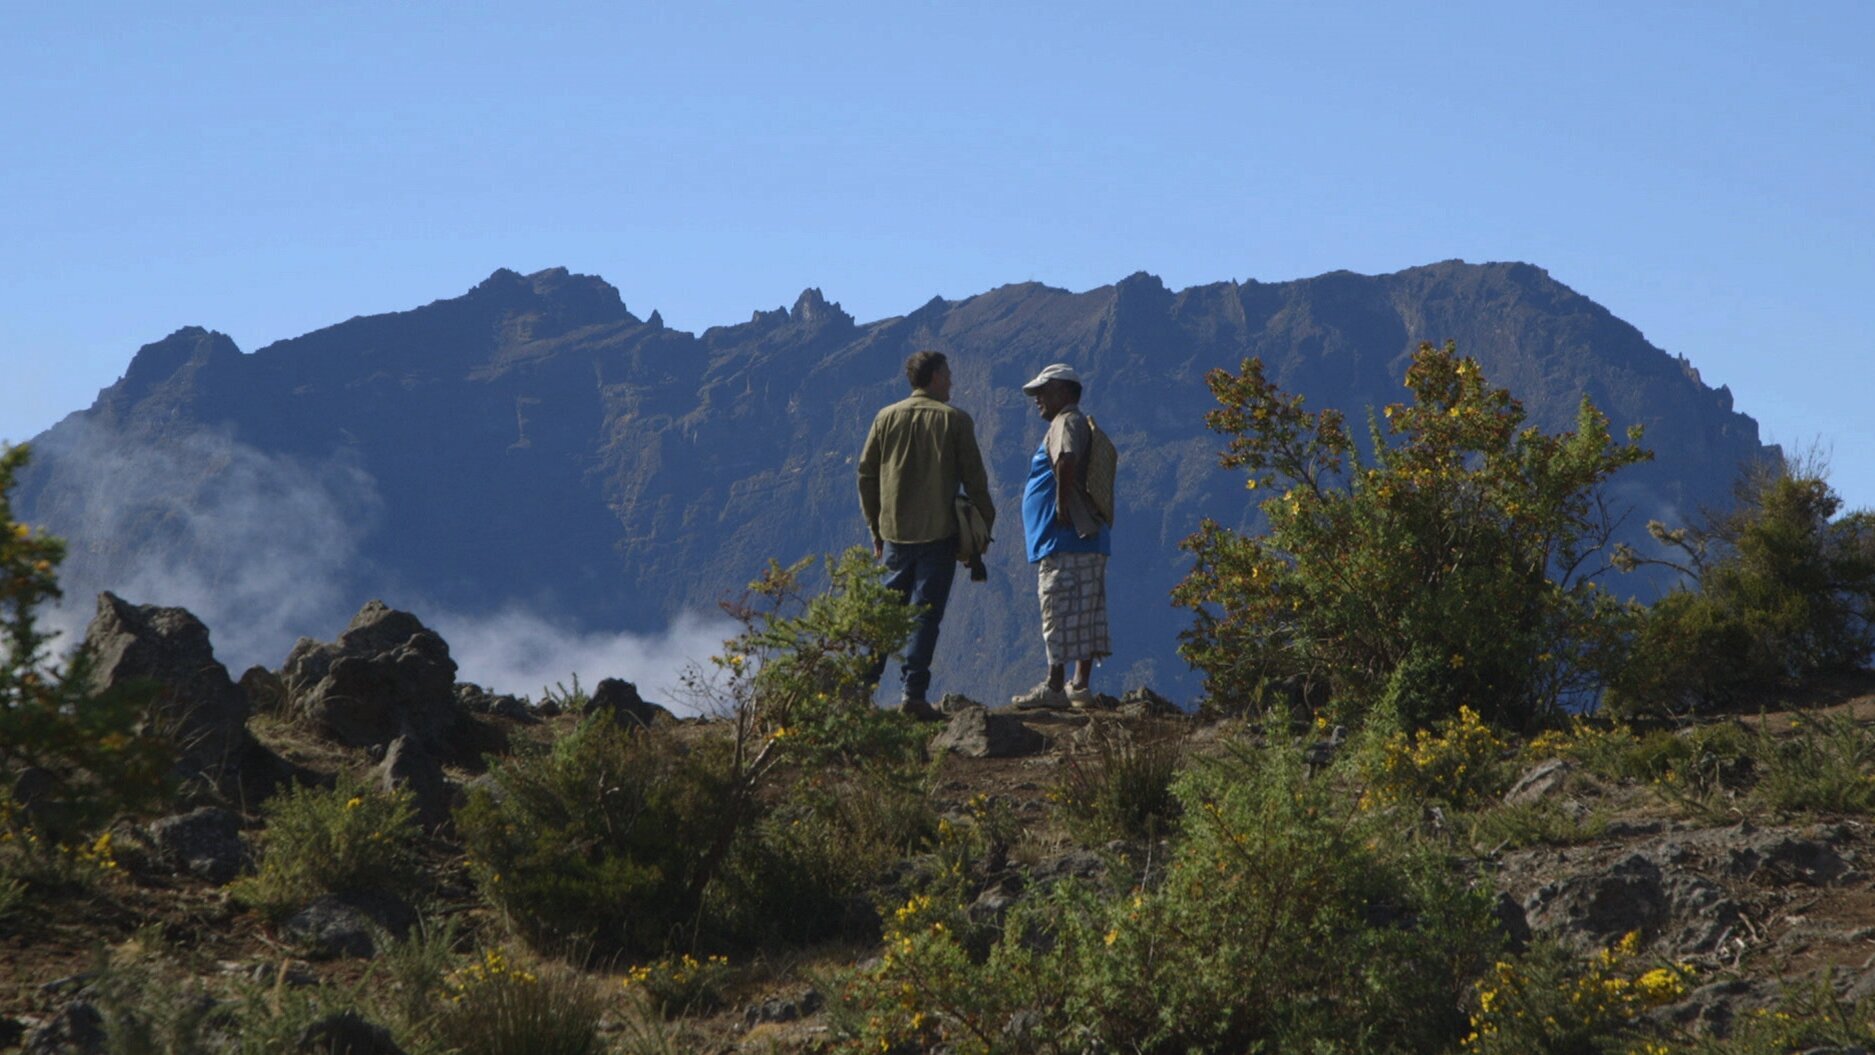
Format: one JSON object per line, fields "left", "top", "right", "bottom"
{"left": 16, "top": 262, "right": 1773, "bottom": 701}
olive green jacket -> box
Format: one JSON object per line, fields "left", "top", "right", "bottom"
{"left": 858, "top": 391, "right": 996, "bottom": 545}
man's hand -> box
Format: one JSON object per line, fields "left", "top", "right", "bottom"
{"left": 873, "top": 538, "right": 885, "bottom": 561}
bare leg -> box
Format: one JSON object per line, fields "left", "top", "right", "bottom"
{"left": 1047, "top": 664, "right": 1065, "bottom": 692}
{"left": 1071, "top": 660, "right": 1093, "bottom": 692}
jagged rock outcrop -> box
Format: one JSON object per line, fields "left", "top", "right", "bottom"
{"left": 280, "top": 601, "right": 460, "bottom": 752}
{"left": 18, "top": 263, "right": 1778, "bottom": 702}
{"left": 81, "top": 591, "right": 281, "bottom": 798}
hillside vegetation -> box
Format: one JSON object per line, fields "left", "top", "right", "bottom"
{"left": 5, "top": 347, "right": 1875, "bottom": 1055}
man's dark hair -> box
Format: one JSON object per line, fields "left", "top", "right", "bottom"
{"left": 906, "top": 350, "right": 948, "bottom": 390}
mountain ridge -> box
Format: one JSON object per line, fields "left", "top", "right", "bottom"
{"left": 18, "top": 261, "right": 1774, "bottom": 702}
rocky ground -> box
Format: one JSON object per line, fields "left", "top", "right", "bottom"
{"left": 6, "top": 595, "right": 1875, "bottom": 1053}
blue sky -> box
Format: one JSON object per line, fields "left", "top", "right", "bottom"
{"left": 5, "top": 1, "right": 1872, "bottom": 506}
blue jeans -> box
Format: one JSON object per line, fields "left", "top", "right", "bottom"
{"left": 874, "top": 537, "right": 958, "bottom": 702}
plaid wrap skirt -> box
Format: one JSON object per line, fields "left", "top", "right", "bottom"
{"left": 1037, "top": 551, "right": 1111, "bottom": 666}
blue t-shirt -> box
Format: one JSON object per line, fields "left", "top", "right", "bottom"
{"left": 1022, "top": 437, "right": 1111, "bottom": 563}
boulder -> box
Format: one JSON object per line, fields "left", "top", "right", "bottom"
{"left": 145, "top": 807, "right": 248, "bottom": 885}
{"left": 375, "top": 735, "right": 452, "bottom": 831}
{"left": 281, "top": 601, "right": 460, "bottom": 751}
{"left": 584, "top": 678, "right": 673, "bottom": 730}
{"left": 1522, "top": 850, "right": 1742, "bottom": 956}
{"left": 82, "top": 592, "right": 259, "bottom": 794}
{"left": 1725, "top": 832, "right": 1853, "bottom": 886}
{"left": 933, "top": 708, "right": 1047, "bottom": 758}
{"left": 1522, "top": 853, "right": 1671, "bottom": 952}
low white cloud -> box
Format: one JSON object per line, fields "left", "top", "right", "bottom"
{"left": 36, "top": 421, "right": 378, "bottom": 672}
{"left": 29, "top": 419, "right": 738, "bottom": 714}
{"left": 429, "top": 607, "right": 738, "bottom": 716}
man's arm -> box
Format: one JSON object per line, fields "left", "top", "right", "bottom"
{"left": 858, "top": 415, "right": 885, "bottom": 557}
{"left": 1047, "top": 410, "right": 1091, "bottom": 528}
{"left": 955, "top": 413, "right": 995, "bottom": 534}
{"left": 1053, "top": 450, "right": 1081, "bottom": 525}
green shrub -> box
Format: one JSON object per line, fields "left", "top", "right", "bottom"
{"left": 698, "top": 547, "right": 923, "bottom": 763}
{"left": 1611, "top": 462, "right": 1875, "bottom": 716}
{"left": 1686, "top": 973, "right": 1875, "bottom": 1053}
{"left": 711, "top": 760, "right": 938, "bottom": 946}
{"left": 1467, "top": 799, "right": 1609, "bottom": 852}
{"left": 0, "top": 443, "right": 169, "bottom": 851}
{"left": 430, "top": 947, "right": 607, "bottom": 1055}
{"left": 1053, "top": 724, "right": 1184, "bottom": 844}
{"left": 835, "top": 737, "right": 1503, "bottom": 1054}
{"left": 1173, "top": 343, "right": 1648, "bottom": 730}
{"left": 1752, "top": 711, "right": 1875, "bottom": 816}
{"left": 1552, "top": 718, "right": 1753, "bottom": 798}
{"left": 457, "top": 717, "right": 744, "bottom": 958}
{"left": 231, "top": 772, "right": 422, "bottom": 917}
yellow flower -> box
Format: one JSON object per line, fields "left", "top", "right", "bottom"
{"left": 345, "top": 797, "right": 363, "bottom": 810}
{"left": 1104, "top": 928, "right": 1119, "bottom": 946}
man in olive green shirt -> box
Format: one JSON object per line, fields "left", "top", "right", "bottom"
{"left": 858, "top": 350, "right": 996, "bottom": 717}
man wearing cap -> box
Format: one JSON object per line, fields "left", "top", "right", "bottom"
{"left": 1012, "top": 363, "right": 1111, "bottom": 710}
{"left": 859, "top": 350, "right": 996, "bottom": 720}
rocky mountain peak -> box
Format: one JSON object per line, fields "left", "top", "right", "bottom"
{"left": 463, "top": 266, "right": 632, "bottom": 328}
{"left": 789, "top": 287, "right": 853, "bottom": 329}
{"left": 108, "top": 327, "right": 243, "bottom": 405}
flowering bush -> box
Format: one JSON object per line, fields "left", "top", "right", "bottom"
{"left": 1463, "top": 933, "right": 1691, "bottom": 1055}
{"left": 620, "top": 952, "right": 734, "bottom": 1017}
{"left": 1172, "top": 343, "right": 1648, "bottom": 729}
{"left": 1364, "top": 705, "right": 1512, "bottom": 809}
{"left": 834, "top": 738, "right": 1502, "bottom": 1054}
{"left": 430, "top": 946, "right": 606, "bottom": 1055}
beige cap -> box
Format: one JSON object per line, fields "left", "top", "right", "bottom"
{"left": 1020, "top": 363, "right": 1082, "bottom": 393}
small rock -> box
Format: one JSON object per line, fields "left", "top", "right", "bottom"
{"left": 938, "top": 692, "right": 985, "bottom": 715}
{"left": 294, "top": 1011, "right": 406, "bottom": 1055}
{"left": 146, "top": 807, "right": 249, "bottom": 885}
{"left": 743, "top": 989, "right": 823, "bottom": 1028}
{"left": 1503, "top": 758, "right": 1573, "bottom": 806}
{"left": 23, "top": 1001, "right": 104, "bottom": 1055}
{"left": 280, "top": 892, "right": 416, "bottom": 960}
{"left": 375, "top": 735, "right": 451, "bottom": 831}
{"left": 1117, "top": 686, "right": 1180, "bottom": 717}
{"left": 456, "top": 683, "right": 532, "bottom": 722}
